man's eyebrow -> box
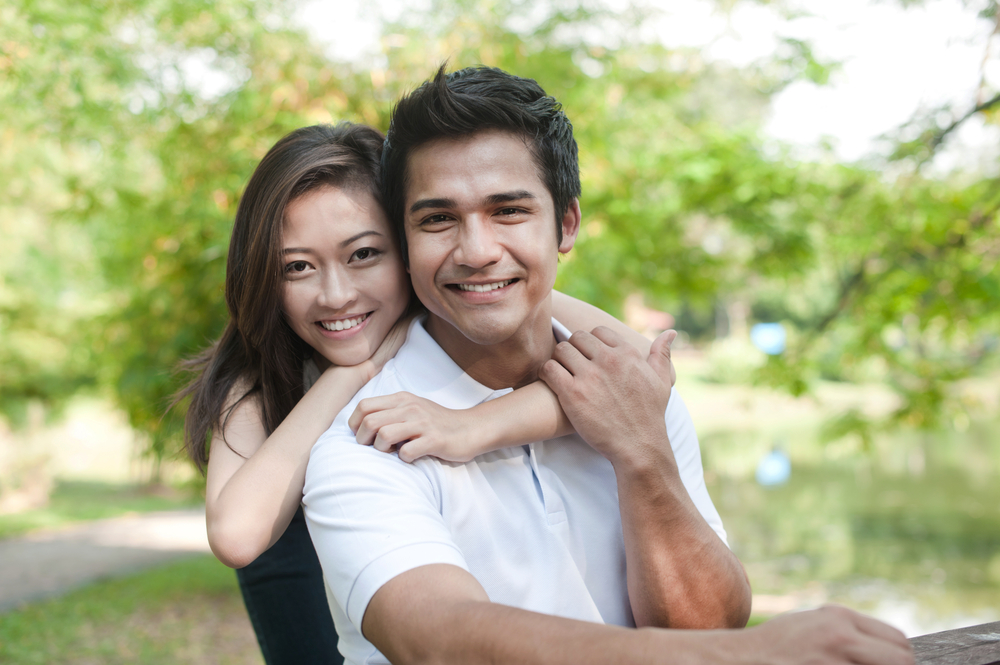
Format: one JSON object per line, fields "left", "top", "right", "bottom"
{"left": 408, "top": 191, "right": 537, "bottom": 215}
{"left": 409, "top": 198, "right": 456, "bottom": 214}
{"left": 485, "top": 190, "right": 536, "bottom": 205}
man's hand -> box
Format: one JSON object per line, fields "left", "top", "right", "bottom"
{"left": 543, "top": 326, "right": 751, "bottom": 628}
{"left": 539, "top": 326, "right": 676, "bottom": 466}
{"left": 649, "top": 329, "right": 677, "bottom": 389}
{"left": 736, "top": 605, "right": 914, "bottom": 665}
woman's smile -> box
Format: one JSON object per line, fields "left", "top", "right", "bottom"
{"left": 318, "top": 312, "right": 371, "bottom": 333}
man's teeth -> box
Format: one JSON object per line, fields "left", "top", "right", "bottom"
{"left": 457, "top": 280, "right": 513, "bottom": 293}
{"left": 320, "top": 314, "right": 368, "bottom": 331}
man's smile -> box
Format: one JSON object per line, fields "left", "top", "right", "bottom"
{"left": 451, "top": 279, "right": 517, "bottom": 293}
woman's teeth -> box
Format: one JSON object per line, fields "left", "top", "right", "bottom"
{"left": 320, "top": 314, "right": 368, "bottom": 331}
{"left": 457, "top": 279, "right": 513, "bottom": 293}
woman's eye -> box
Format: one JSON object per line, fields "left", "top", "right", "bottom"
{"left": 351, "top": 247, "right": 378, "bottom": 262}
{"left": 284, "top": 260, "right": 309, "bottom": 273}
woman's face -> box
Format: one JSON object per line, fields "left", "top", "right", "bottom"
{"left": 281, "top": 185, "right": 410, "bottom": 368}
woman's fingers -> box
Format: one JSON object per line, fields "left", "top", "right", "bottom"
{"left": 354, "top": 406, "right": 407, "bottom": 446}
{"left": 350, "top": 394, "right": 397, "bottom": 434}
{"left": 350, "top": 392, "right": 422, "bottom": 440}
{"left": 397, "top": 439, "right": 433, "bottom": 464}
{"left": 372, "top": 422, "right": 419, "bottom": 453}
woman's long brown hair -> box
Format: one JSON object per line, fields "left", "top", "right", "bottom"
{"left": 177, "top": 123, "right": 389, "bottom": 471}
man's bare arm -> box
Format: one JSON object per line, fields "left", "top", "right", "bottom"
{"left": 362, "top": 564, "right": 913, "bottom": 665}
{"left": 541, "top": 327, "right": 752, "bottom": 628}
{"left": 363, "top": 564, "right": 656, "bottom": 665}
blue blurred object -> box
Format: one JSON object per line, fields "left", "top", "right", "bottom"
{"left": 751, "top": 322, "right": 786, "bottom": 355}
{"left": 756, "top": 448, "right": 791, "bottom": 486}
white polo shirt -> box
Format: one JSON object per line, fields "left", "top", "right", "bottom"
{"left": 303, "top": 316, "right": 727, "bottom": 665}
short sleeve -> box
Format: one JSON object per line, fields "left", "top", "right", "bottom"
{"left": 303, "top": 429, "right": 469, "bottom": 630}
{"left": 665, "top": 391, "right": 728, "bottom": 546}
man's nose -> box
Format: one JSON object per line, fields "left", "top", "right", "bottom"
{"left": 454, "top": 218, "right": 503, "bottom": 269}
{"left": 317, "top": 269, "right": 358, "bottom": 309}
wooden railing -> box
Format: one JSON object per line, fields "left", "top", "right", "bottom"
{"left": 912, "top": 621, "right": 1000, "bottom": 665}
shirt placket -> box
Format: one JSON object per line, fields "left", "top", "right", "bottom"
{"left": 526, "top": 442, "right": 567, "bottom": 527}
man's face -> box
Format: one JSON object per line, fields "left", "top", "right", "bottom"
{"left": 403, "top": 130, "right": 579, "bottom": 348}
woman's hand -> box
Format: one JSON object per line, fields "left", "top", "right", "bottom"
{"left": 348, "top": 392, "right": 486, "bottom": 463}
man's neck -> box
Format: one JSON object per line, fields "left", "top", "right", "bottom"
{"left": 424, "top": 303, "right": 557, "bottom": 391}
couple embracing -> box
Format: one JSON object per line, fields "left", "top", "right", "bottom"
{"left": 185, "top": 65, "right": 913, "bottom": 665}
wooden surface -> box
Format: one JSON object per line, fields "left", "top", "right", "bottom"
{"left": 911, "top": 621, "right": 1000, "bottom": 665}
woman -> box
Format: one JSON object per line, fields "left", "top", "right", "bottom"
{"left": 181, "top": 123, "right": 660, "bottom": 665}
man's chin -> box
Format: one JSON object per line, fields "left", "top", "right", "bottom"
{"left": 458, "top": 326, "right": 519, "bottom": 347}
{"left": 427, "top": 311, "right": 521, "bottom": 348}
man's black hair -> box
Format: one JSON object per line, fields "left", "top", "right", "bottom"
{"left": 381, "top": 65, "right": 581, "bottom": 263}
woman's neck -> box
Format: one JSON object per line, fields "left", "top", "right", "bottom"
{"left": 312, "top": 350, "right": 333, "bottom": 372}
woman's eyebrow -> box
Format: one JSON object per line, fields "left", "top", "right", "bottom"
{"left": 282, "top": 231, "right": 384, "bottom": 255}
{"left": 339, "top": 230, "right": 383, "bottom": 247}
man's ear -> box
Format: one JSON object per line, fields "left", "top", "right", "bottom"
{"left": 558, "top": 199, "right": 581, "bottom": 254}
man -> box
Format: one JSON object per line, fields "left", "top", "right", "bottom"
{"left": 303, "top": 66, "right": 913, "bottom": 665}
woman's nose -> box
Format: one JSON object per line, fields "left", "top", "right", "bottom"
{"left": 317, "top": 269, "right": 358, "bottom": 309}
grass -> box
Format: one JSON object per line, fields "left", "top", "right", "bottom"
{"left": 0, "top": 555, "right": 262, "bottom": 665}
{"left": 0, "top": 547, "right": 770, "bottom": 665}
{"left": 0, "top": 480, "right": 204, "bottom": 540}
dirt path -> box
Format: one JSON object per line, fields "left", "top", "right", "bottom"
{"left": 0, "top": 508, "right": 212, "bottom": 613}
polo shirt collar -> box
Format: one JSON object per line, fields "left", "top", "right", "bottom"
{"left": 392, "top": 315, "right": 571, "bottom": 410}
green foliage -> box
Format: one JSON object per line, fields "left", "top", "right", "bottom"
{"left": 3, "top": 0, "right": 387, "bottom": 464}
{"left": 1, "top": 0, "right": 998, "bottom": 464}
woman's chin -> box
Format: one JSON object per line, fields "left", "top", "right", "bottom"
{"left": 317, "top": 346, "right": 371, "bottom": 369}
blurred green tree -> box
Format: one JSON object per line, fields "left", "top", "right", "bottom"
{"left": 0, "top": 0, "right": 996, "bottom": 469}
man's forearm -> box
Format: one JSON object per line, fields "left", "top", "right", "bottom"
{"left": 538, "top": 328, "right": 752, "bottom": 628}
{"left": 363, "top": 564, "right": 728, "bottom": 665}
{"left": 614, "top": 441, "right": 752, "bottom": 629}
{"left": 383, "top": 599, "right": 659, "bottom": 665}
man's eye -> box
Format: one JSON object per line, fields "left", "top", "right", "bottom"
{"left": 284, "top": 260, "right": 309, "bottom": 273}
{"left": 351, "top": 248, "right": 378, "bottom": 261}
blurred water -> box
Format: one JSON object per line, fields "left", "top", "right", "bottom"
{"left": 703, "top": 418, "right": 1000, "bottom": 636}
